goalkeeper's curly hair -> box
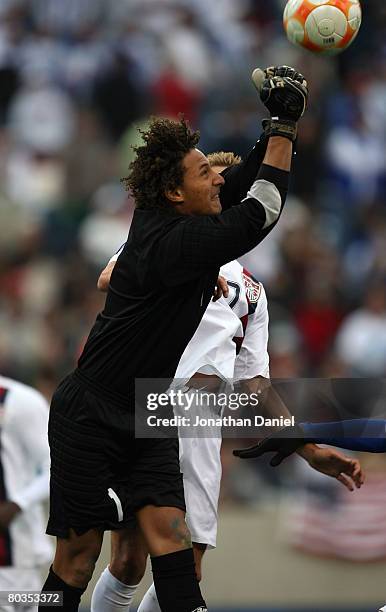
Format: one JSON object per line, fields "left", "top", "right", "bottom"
{"left": 122, "top": 117, "right": 200, "bottom": 211}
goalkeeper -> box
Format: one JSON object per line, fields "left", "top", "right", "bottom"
{"left": 41, "top": 65, "right": 308, "bottom": 612}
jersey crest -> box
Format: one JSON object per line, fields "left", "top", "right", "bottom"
{"left": 242, "top": 272, "right": 261, "bottom": 304}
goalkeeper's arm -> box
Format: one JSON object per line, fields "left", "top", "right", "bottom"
{"left": 220, "top": 64, "right": 308, "bottom": 212}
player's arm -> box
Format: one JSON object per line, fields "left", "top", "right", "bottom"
{"left": 232, "top": 286, "right": 364, "bottom": 490}
{"left": 157, "top": 70, "right": 308, "bottom": 280}
{"left": 293, "top": 445, "right": 364, "bottom": 491}
{"left": 300, "top": 419, "right": 386, "bottom": 453}
{"left": 97, "top": 245, "right": 124, "bottom": 292}
{"left": 220, "top": 66, "right": 305, "bottom": 212}
{"left": 98, "top": 260, "right": 117, "bottom": 292}
{"left": 234, "top": 282, "right": 293, "bottom": 422}
{"left": 159, "top": 146, "right": 290, "bottom": 279}
{"left": 233, "top": 425, "right": 364, "bottom": 491}
{"left": 98, "top": 246, "right": 229, "bottom": 300}
{"left": 234, "top": 418, "right": 386, "bottom": 463}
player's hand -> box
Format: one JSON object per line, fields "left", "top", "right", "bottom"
{"left": 213, "top": 275, "right": 229, "bottom": 301}
{"left": 298, "top": 445, "right": 365, "bottom": 491}
{"left": 97, "top": 260, "right": 116, "bottom": 292}
{"left": 233, "top": 425, "right": 305, "bottom": 465}
{"left": 252, "top": 65, "right": 308, "bottom": 121}
{"left": 0, "top": 501, "right": 21, "bottom": 530}
{"left": 264, "top": 65, "right": 307, "bottom": 85}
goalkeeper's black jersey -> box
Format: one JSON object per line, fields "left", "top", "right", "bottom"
{"left": 77, "top": 158, "right": 289, "bottom": 409}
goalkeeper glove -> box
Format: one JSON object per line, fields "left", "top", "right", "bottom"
{"left": 233, "top": 424, "right": 306, "bottom": 466}
{"left": 252, "top": 65, "right": 308, "bottom": 141}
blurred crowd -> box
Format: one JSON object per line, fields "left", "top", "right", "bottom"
{"left": 0, "top": 1, "right": 386, "bottom": 400}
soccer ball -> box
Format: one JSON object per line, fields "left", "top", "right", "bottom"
{"left": 283, "top": 0, "right": 362, "bottom": 55}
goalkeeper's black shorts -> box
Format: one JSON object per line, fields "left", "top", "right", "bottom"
{"left": 46, "top": 371, "right": 185, "bottom": 537}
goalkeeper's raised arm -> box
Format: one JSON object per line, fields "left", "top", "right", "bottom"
{"left": 220, "top": 64, "right": 308, "bottom": 211}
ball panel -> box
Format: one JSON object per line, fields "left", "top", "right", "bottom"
{"left": 297, "top": 2, "right": 313, "bottom": 22}
{"left": 305, "top": 5, "right": 347, "bottom": 48}
{"left": 338, "top": 24, "right": 360, "bottom": 49}
{"left": 286, "top": 17, "right": 305, "bottom": 44}
{"left": 285, "top": 0, "right": 304, "bottom": 19}
{"left": 317, "top": 18, "right": 336, "bottom": 36}
{"left": 318, "top": 5, "right": 348, "bottom": 35}
{"left": 307, "top": 0, "right": 330, "bottom": 4}
{"left": 348, "top": 4, "right": 362, "bottom": 30}
{"left": 333, "top": 0, "right": 353, "bottom": 14}
{"left": 302, "top": 37, "right": 326, "bottom": 53}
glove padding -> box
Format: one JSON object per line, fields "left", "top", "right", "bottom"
{"left": 265, "top": 65, "right": 307, "bottom": 83}
{"left": 252, "top": 65, "right": 308, "bottom": 121}
{"left": 233, "top": 424, "right": 306, "bottom": 466}
{"left": 261, "top": 117, "right": 297, "bottom": 142}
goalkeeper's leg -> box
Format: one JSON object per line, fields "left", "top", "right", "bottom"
{"left": 91, "top": 528, "right": 147, "bottom": 612}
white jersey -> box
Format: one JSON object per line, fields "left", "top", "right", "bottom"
{"left": 176, "top": 261, "right": 269, "bottom": 548}
{"left": 107, "top": 250, "right": 270, "bottom": 549}
{"left": 0, "top": 376, "right": 52, "bottom": 569}
{"left": 176, "top": 259, "right": 269, "bottom": 382}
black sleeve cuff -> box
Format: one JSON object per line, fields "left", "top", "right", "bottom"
{"left": 256, "top": 164, "right": 289, "bottom": 192}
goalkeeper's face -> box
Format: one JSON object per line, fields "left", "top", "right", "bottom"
{"left": 167, "top": 148, "right": 225, "bottom": 216}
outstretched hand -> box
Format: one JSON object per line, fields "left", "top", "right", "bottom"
{"left": 233, "top": 433, "right": 365, "bottom": 492}
{"left": 251, "top": 65, "right": 308, "bottom": 121}
{"left": 301, "top": 446, "right": 364, "bottom": 492}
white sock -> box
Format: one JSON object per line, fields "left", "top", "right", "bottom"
{"left": 91, "top": 566, "right": 138, "bottom": 612}
{"left": 137, "top": 583, "right": 161, "bottom": 612}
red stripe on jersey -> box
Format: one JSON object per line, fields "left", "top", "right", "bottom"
{"left": 0, "top": 388, "right": 8, "bottom": 405}
{"left": 242, "top": 268, "right": 260, "bottom": 315}
{"left": 232, "top": 265, "right": 260, "bottom": 354}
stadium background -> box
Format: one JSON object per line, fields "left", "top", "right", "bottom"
{"left": 0, "top": 0, "right": 385, "bottom": 610}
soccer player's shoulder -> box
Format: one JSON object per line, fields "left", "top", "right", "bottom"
{"left": 0, "top": 375, "right": 49, "bottom": 413}
{"left": 219, "top": 260, "right": 243, "bottom": 281}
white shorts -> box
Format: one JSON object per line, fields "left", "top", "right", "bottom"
{"left": 0, "top": 567, "right": 42, "bottom": 612}
{"left": 176, "top": 388, "right": 223, "bottom": 549}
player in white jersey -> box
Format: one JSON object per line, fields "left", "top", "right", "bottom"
{"left": 91, "top": 153, "right": 362, "bottom": 612}
{"left": 0, "top": 375, "right": 52, "bottom": 612}
{"left": 171, "top": 258, "right": 270, "bottom": 554}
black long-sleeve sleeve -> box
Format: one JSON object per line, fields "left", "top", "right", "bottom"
{"left": 156, "top": 164, "right": 289, "bottom": 284}
{"left": 219, "top": 134, "right": 295, "bottom": 244}
{"left": 219, "top": 135, "right": 269, "bottom": 211}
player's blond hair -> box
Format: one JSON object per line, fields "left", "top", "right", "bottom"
{"left": 207, "top": 151, "right": 242, "bottom": 168}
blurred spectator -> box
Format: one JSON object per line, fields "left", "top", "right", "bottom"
{"left": 7, "top": 77, "right": 75, "bottom": 152}
{"left": 29, "top": 0, "right": 105, "bottom": 37}
{"left": 92, "top": 52, "right": 144, "bottom": 141}
{"left": 79, "top": 182, "right": 133, "bottom": 267}
{"left": 335, "top": 281, "right": 386, "bottom": 376}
